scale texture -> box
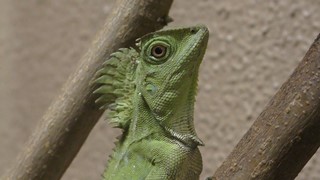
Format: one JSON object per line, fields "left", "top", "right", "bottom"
{"left": 94, "top": 26, "right": 209, "bottom": 180}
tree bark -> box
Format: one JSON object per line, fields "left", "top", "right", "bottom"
{"left": 211, "top": 34, "right": 320, "bottom": 180}
{"left": 2, "top": 0, "right": 173, "bottom": 180}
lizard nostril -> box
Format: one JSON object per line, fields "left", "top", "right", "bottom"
{"left": 190, "top": 28, "right": 197, "bottom": 34}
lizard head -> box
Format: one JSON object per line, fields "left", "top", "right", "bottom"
{"left": 136, "top": 26, "right": 209, "bottom": 146}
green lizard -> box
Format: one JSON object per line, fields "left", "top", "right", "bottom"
{"left": 94, "top": 25, "right": 209, "bottom": 180}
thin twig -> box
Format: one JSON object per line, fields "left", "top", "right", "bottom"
{"left": 2, "top": 0, "right": 173, "bottom": 179}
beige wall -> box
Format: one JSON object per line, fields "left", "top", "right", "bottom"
{"left": 1, "top": 0, "right": 320, "bottom": 179}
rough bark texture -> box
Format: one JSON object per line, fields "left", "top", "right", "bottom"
{"left": 1, "top": 0, "right": 173, "bottom": 180}
{"left": 212, "top": 34, "right": 320, "bottom": 180}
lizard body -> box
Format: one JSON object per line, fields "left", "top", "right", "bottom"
{"left": 94, "top": 26, "right": 209, "bottom": 180}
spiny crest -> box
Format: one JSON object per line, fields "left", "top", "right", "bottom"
{"left": 94, "top": 48, "right": 138, "bottom": 129}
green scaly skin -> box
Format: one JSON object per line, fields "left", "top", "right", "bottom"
{"left": 94, "top": 26, "right": 209, "bottom": 180}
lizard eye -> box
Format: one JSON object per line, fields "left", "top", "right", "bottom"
{"left": 151, "top": 45, "right": 166, "bottom": 58}
{"left": 143, "top": 38, "right": 174, "bottom": 64}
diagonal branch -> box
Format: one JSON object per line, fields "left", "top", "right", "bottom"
{"left": 211, "top": 34, "right": 320, "bottom": 180}
{"left": 2, "top": 0, "right": 173, "bottom": 180}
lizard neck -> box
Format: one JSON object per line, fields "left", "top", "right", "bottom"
{"left": 126, "top": 92, "right": 164, "bottom": 142}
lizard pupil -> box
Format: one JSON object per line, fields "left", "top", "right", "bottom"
{"left": 151, "top": 45, "right": 166, "bottom": 58}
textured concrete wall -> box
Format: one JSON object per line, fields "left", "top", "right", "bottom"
{"left": 1, "top": 0, "right": 320, "bottom": 179}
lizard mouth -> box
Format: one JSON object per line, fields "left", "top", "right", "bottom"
{"left": 175, "top": 26, "right": 208, "bottom": 71}
{"left": 188, "top": 26, "right": 209, "bottom": 64}
{"left": 161, "top": 26, "right": 209, "bottom": 92}
{"left": 169, "top": 26, "right": 209, "bottom": 82}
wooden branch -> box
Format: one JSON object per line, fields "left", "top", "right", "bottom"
{"left": 2, "top": 1, "right": 173, "bottom": 180}
{"left": 211, "top": 34, "right": 320, "bottom": 180}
